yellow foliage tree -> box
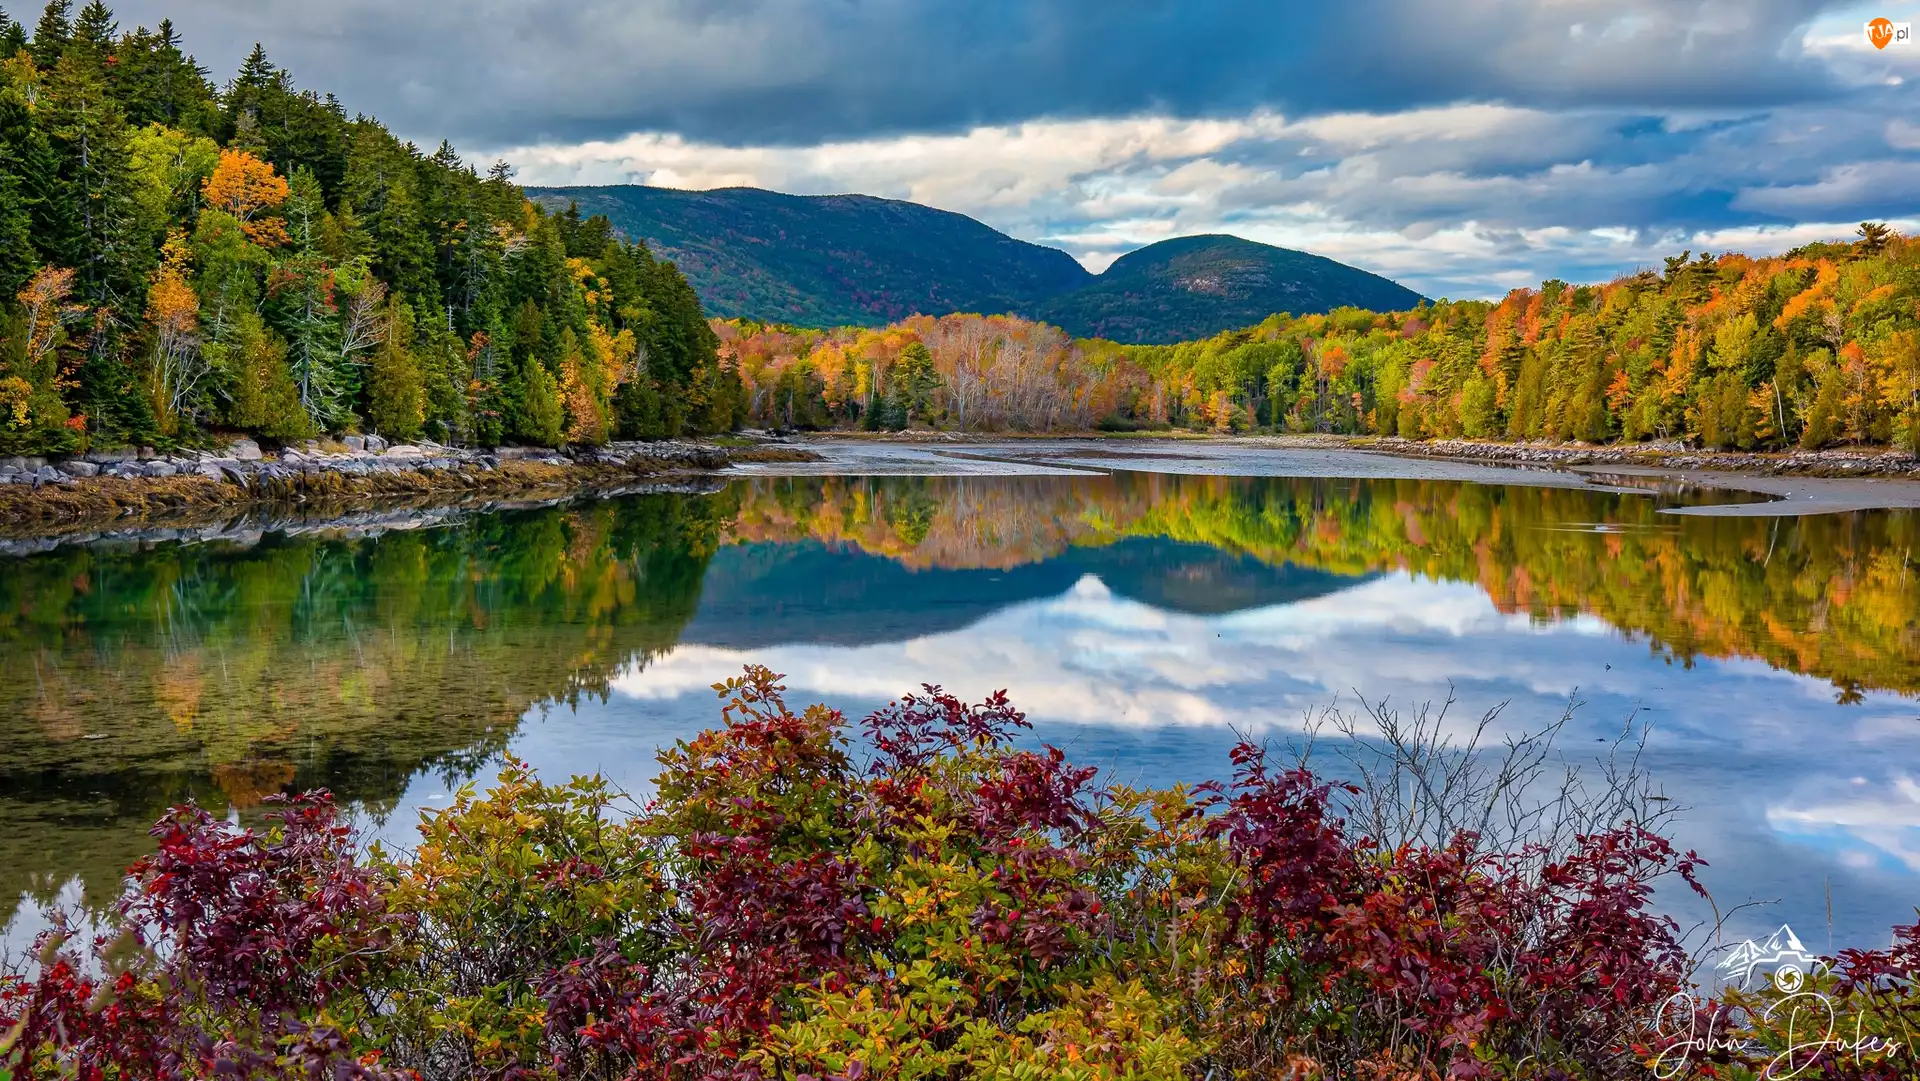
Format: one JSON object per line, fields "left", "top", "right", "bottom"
{"left": 201, "top": 149, "right": 291, "bottom": 247}
{"left": 146, "top": 231, "right": 203, "bottom": 434}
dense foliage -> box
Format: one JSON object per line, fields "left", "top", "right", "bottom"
{"left": 4, "top": 669, "right": 1914, "bottom": 1079}
{"left": 722, "top": 226, "right": 1920, "bottom": 450}
{"left": 0, "top": 2, "right": 741, "bottom": 456}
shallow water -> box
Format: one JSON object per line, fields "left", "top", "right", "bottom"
{"left": 4, "top": 467, "right": 1917, "bottom": 954}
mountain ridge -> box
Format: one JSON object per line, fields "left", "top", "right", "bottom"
{"left": 526, "top": 185, "right": 1424, "bottom": 343}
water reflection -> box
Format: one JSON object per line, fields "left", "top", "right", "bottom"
{"left": 2, "top": 472, "right": 1916, "bottom": 951}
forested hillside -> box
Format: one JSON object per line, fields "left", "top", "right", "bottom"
{"left": 530, "top": 185, "right": 1094, "bottom": 329}
{"left": 528, "top": 185, "right": 1423, "bottom": 344}
{"left": 1031, "top": 234, "right": 1422, "bottom": 343}
{"left": 722, "top": 225, "right": 1920, "bottom": 451}
{"left": 0, "top": 2, "right": 740, "bottom": 457}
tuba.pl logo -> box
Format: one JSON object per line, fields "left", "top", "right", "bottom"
{"left": 1867, "top": 16, "right": 1911, "bottom": 49}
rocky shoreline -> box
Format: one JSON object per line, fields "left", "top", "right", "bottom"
{"left": 0, "top": 436, "right": 816, "bottom": 539}
{"left": 1352, "top": 436, "right": 1920, "bottom": 479}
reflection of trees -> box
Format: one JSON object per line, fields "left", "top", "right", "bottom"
{"left": 0, "top": 492, "right": 737, "bottom": 908}
{"left": 7, "top": 473, "right": 1915, "bottom": 917}
{"left": 730, "top": 474, "right": 1920, "bottom": 699}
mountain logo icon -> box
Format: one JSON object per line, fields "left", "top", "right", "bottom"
{"left": 1715, "top": 924, "right": 1827, "bottom": 991}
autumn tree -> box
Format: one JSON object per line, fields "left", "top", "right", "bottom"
{"left": 202, "top": 148, "right": 289, "bottom": 246}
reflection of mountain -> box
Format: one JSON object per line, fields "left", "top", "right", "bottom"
{"left": 724, "top": 473, "right": 1920, "bottom": 699}
{"left": 683, "top": 537, "right": 1367, "bottom": 649}
{"left": 6, "top": 468, "right": 1918, "bottom": 923}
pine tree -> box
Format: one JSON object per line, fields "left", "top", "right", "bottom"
{"left": 219, "top": 308, "right": 309, "bottom": 439}
{"left": 366, "top": 297, "right": 424, "bottom": 440}
{"left": 30, "top": 0, "right": 70, "bottom": 68}
{"left": 268, "top": 167, "right": 345, "bottom": 427}
{"left": 0, "top": 7, "right": 29, "bottom": 56}
{"left": 512, "top": 352, "right": 563, "bottom": 447}
{"left": 0, "top": 88, "right": 42, "bottom": 296}
{"left": 68, "top": 0, "right": 110, "bottom": 54}
{"left": 42, "top": 51, "right": 144, "bottom": 306}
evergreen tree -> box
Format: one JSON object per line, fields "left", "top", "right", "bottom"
{"left": 366, "top": 298, "right": 424, "bottom": 440}
{"left": 0, "top": 88, "right": 42, "bottom": 296}
{"left": 42, "top": 51, "right": 144, "bottom": 307}
{"left": 0, "top": 7, "right": 29, "bottom": 55}
{"left": 512, "top": 352, "right": 563, "bottom": 447}
{"left": 30, "top": 0, "right": 70, "bottom": 68}
{"left": 68, "top": 0, "right": 110, "bottom": 54}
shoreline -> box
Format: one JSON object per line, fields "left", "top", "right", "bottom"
{"left": 6, "top": 431, "right": 1919, "bottom": 544}
{"left": 0, "top": 438, "right": 816, "bottom": 546}
{"left": 744, "top": 434, "right": 1920, "bottom": 516}
{"left": 1347, "top": 435, "right": 1920, "bottom": 480}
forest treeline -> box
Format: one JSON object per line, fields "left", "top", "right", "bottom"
{"left": 0, "top": 2, "right": 743, "bottom": 457}
{"left": 724, "top": 224, "right": 1920, "bottom": 451}
{"left": 5, "top": 4, "right": 1914, "bottom": 459}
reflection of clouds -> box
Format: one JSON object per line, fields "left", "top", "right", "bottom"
{"left": 1768, "top": 776, "right": 1920, "bottom": 873}
{"left": 624, "top": 571, "right": 1919, "bottom": 749}
{"left": 609, "top": 565, "right": 1920, "bottom": 946}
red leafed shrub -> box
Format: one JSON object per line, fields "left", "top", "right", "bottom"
{"left": 4, "top": 666, "right": 1909, "bottom": 1081}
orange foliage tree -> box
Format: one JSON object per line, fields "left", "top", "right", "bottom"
{"left": 201, "top": 150, "right": 291, "bottom": 246}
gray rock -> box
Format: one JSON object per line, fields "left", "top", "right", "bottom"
{"left": 280, "top": 449, "right": 306, "bottom": 463}
{"left": 228, "top": 438, "right": 263, "bottom": 461}
{"left": 364, "top": 435, "right": 388, "bottom": 453}
{"left": 57, "top": 460, "right": 100, "bottom": 478}
{"left": 384, "top": 444, "right": 427, "bottom": 458}
{"left": 343, "top": 435, "right": 366, "bottom": 452}
{"left": 84, "top": 447, "right": 137, "bottom": 464}
{"left": 137, "top": 445, "right": 157, "bottom": 461}
{"left": 0, "top": 456, "right": 23, "bottom": 472}
{"left": 36, "top": 465, "right": 62, "bottom": 483}
{"left": 145, "top": 462, "right": 178, "bottom": 478}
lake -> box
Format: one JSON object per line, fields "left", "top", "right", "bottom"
{"left": 4, "top": 448, "right": 1918, "bottom": 957}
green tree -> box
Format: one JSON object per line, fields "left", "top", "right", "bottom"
{"left": 366, "top": 298, "right": 424, "bottom": 440}
{"left": 892, "top": 341, "right": 940, "bottom": 424}
{"left": 29, "top": 0, "right": 70, "bottom": 69}
{"left": 511, "top": 351, "right": 563, "bottom": 446}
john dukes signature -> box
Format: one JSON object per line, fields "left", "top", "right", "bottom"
{"left": 1651, "top": 990, "right": 1908, "bottom": 1079}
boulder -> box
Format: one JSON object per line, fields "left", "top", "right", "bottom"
{"left": 57, "top": 460, "right": 100, "bottom": 478}
{"left": 384, "top": 444, "right": 427, "bottom": 458}
{"left": 36, "top": 465, "right": 62, "bottom": 483}
{"left": 228, "top": 439, "right": 263, "bottom": 461}
{"left": 137, "top": 446, "right": 157, "bottom": 461}
{"left": 364, "top": 434, "right": 388, "bottom": 453}
{"left": 0, "top": 456, "right": 23, "bottom": 472}
{"left": 145, "top": 461, "right": 178, "bottom": 478}
{"left": 84, "top": 447, "right": 138, "bottom": 464}
{"left": 343, "top": 435, "right": 366, "bottom": 452}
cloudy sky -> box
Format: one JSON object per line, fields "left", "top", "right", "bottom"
{"left": 102, "top": 0, "right": 1920, "bottom": 297}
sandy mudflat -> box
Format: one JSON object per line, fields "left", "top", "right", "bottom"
{"left": 729, "top": 437, "right": 1920, "bottom": 517}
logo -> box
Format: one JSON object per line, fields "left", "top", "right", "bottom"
{"left": 1867, "top": 17, "right": 1911, "bottom": 49}
{"left": 1714, "top": 924, "right": 1826, "bottom": 992}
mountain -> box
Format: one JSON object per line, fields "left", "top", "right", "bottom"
{"left": 527, "top": 185, "right": 1093, "bottom": 328}
{"left": 1033, "top": 235, "right": 1425, "bottom": 344}
{"left": 526, "top": 186, "right": 1424, "bottom": 343}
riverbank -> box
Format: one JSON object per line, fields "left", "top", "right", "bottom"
{"left": 0, "top": 437, "right": 816, "bottom": 542}
{"left": 1350, "top": 435, "right": 1920, "bottom": 479}
{"left": 738, "top": 434, "right": 1920, "bottom": 516}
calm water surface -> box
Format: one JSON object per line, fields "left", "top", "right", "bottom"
{"left": 4, "top": 470, "right": 1917, "bottom": 952}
